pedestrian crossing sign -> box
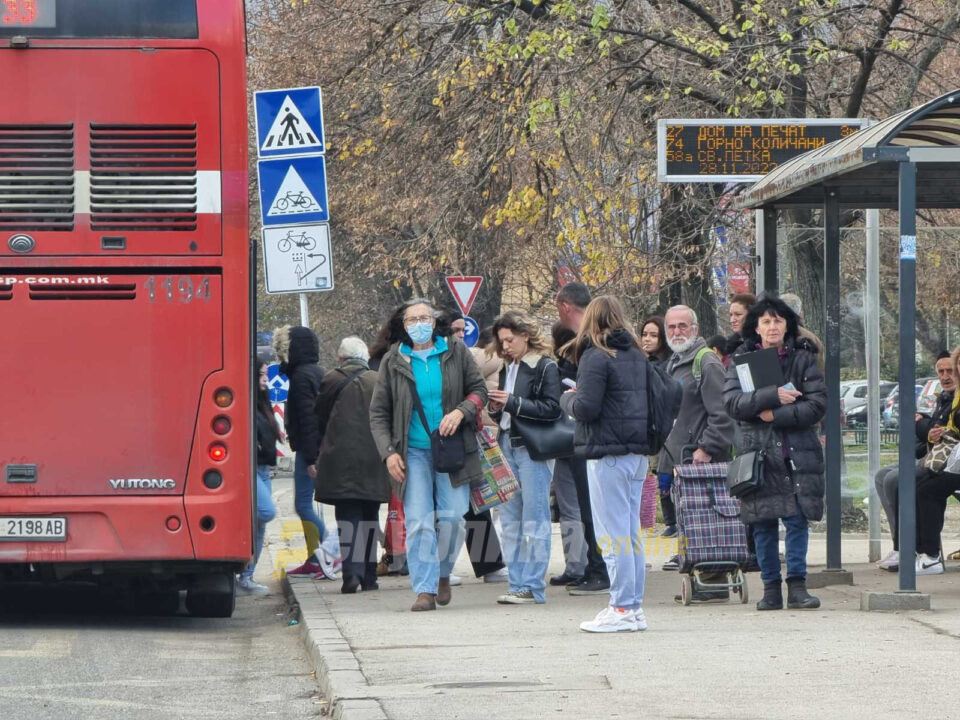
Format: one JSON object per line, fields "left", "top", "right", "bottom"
{"left": 257, "top": 155, "right": 330, "bottom": 226}
{"left": 255, "top": 86, "right": 325, "bottom": 158}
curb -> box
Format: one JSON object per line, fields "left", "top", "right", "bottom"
{"left": 283, "top": 576, "right": 388, "bottom": 720}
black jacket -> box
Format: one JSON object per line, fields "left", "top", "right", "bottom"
{"left": 314, "top": 359, "right": 391, "bottom": 504}
{"left": 563, "top": 330, "right": 651, "bottom": 459}
{"left": 724, "top": 336, "right": 827, "bottom": 524}
{"left": 557, "top": 354, "right": 577, "bottom": 385}
{"left": 279, "top": 327, "right": 326, "bottom": 463}
{"left": 256, "top": 400, "right": 279, "bottom": 467}
{"left": 489, "top": 353, "right": 562, "bottom": 449}
{"left": 915, "top": 388, "right": 955, "bottom": 457}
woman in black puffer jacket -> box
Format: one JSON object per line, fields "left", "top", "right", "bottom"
{"left": 724, "top": 294, "right": 826, "bottom": 611}
{"left": 562, "top": 296, "right": 652, "bottom": 633}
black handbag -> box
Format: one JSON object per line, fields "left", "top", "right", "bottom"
{"left": 726, "top": 426, "right": 772, "bottom": 498}
{"left": 513, "top": 413, "right": 576, "bottom": 461}
{"left": 509, "top": 360, "right": 574, "bottom": 461}
{"left": 411, "top": 383, "right": 466, "bottom": 474}
{"left": 725, "top": 449, "right": 764, "bottom": 498}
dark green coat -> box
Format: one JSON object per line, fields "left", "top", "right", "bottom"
{"left": 369, "top": 338, "right": 487, "bottom": 499}
{"left": 314, "top": 359, "right": 391, "bottom": 504}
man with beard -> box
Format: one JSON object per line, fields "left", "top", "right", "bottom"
{"left": 658, "top": 305, "right": 736, "bottom": 601}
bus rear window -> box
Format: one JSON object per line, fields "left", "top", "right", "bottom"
{"left": 0, "top": 0, "right": 198, "bottom": 39}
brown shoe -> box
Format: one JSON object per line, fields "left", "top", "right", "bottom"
{"left": 437, "top": 577, "right": 453, "bottom": 606}
{"left": 411, "top": 593, "right": 436, "bottom": 612}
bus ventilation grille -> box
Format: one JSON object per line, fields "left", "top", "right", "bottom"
{"left": 0, "top": 124, "right": 75, "bottom": 232}
{"left": 0, "top": 283, "right": 12, "bottom": 300}
{"left": 90, "top": 123, "right": 198, "bottom": 232}
{"left": 28, "top": 283, "right": 137, "bottom": 301}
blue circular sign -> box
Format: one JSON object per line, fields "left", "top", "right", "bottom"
{"left": 267, "top": 363, "right": 289, "bottom": 403}
{"left": 463, "top": 316, "right": 479, "bottom": 349}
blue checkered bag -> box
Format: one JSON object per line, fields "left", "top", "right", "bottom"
{"left": 672, "top": 462, "right": 747, "bottom": 572}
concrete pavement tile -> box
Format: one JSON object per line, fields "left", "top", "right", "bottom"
{"left": 268, "top": 475, "right": 960, "bottom": 719}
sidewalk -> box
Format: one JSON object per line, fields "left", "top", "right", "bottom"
{"left": 263, "top": 475, "right": 960, "bottom": 719}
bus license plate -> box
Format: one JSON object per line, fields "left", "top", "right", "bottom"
{"left": 0, "top": 517, "right": 67, "bottom": 541}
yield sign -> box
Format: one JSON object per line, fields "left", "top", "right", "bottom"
{"left": 445, "top": 276, "right": 483, "bottom": 316}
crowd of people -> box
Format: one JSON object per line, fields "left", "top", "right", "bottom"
{"left": 248, "top": 282, "right": 959, "bottom": 632}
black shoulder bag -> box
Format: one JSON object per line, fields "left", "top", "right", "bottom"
{"left": 411, "top": 383, "right": 466, "bottom": 474}
{"left": 726, "top": 425, "right": 773, "bottom": 498}
{"left": 511, "top": 360, "right": 575, "bottom": 461}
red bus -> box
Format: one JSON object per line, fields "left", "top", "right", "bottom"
{"left": 0, "top": 0, "right": 252, "bottom": 617}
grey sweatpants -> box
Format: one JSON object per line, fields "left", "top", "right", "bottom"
{"left": 552, "top": 458, "right": 587, "bottom": 577}
{"left": 874, "top": 459, "right": 923, "bottom": 551}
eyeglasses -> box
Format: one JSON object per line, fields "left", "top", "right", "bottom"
{"left": 404, "top": 315, "right": 434, "bottom": 326}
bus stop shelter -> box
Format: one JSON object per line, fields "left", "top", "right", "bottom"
{"left": 736, "top": 89, "right": 960, "bottom": 609}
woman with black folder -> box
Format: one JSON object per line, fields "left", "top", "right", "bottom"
{"left": 723, "top": 294, "right": 827, "bottom": 611}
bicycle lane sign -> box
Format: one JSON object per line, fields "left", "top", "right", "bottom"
{"left": 262, "top": 222, "right": 334, "bottom": 294}
{"left": 257, "top": 155, "right": 330, "bottom": 227}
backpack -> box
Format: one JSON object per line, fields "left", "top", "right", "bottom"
{"left": 691, "top": 346, "right": 714, "bottom": 389}
{"left": 646, "top": 359, "right": 683, "bottom": 454}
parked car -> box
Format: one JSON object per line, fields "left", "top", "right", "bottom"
{"left": 881, "top": 383, "right": 927, "bottom": 429}
{"left": 840, "top": 380, "right": 897, "bottom": 428}
{"left": 917, "top": 378, "right": 943, "bottom": 417}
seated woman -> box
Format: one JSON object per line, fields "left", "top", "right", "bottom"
{"left": 723, "top": 293, "right": 826, "bottom": 611}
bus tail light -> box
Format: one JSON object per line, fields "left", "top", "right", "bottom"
{"left": 166, "top": 516, "right": 182, "bottom": 532}
{"left": 203, "top": 470, "right": 223, "bottom": 489}
{"left": 214, "top": 388, "right": 234, "bottom": 408}
{"left": 212, "top": 416, "right": 231, "bottom": 435}
{"left": 209, "top": 444, "right": 227, "bottom": 462}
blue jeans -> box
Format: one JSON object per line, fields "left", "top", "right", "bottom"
{"left": 243, "top": 465, "right": 278, "bottom": 578}
{"left": 753, "top": 511, "right": 809, "bottom": 584}
{"left": 403, "top": 447, "right": 469, "bottom": 595}
{"left": 499, "top": 440, "right": 552, "bottom": 603}
{"left": 295, "top": 451, "right": 330, "bottom": 559}
{"left": 588, "top": 454, "right": 648, "bottom": 611}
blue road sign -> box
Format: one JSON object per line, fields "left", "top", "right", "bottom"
{"left": 463, "top": 316, "right": 479, "bottom": 348}
{"left": 255, "top": 87, "right": 325, "bottom": 157}
{"left": 267, "top": 363, "right": 289, "bottom": 403}
{"left": 257, "top": 155, "right": 330, "bottom": 227}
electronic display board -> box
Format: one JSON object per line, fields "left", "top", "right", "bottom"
{"left": 2, "top": 0, "right": 55, "bottom": 28}
{"left": 657, "top": 119, "right": 867, "bottom": 182}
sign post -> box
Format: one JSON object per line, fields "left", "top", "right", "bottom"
{"left": 445, "top": 276, "right": 483, "bottom": 348}
{"left": 254, "top": 86, "right": 334, "bottom": 320}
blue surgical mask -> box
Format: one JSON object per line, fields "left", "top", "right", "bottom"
{"left": 407, "top": 323, "right": 433, "bottom": 345}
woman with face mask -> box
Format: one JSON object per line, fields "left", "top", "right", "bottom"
{"left": 369, "top": 298, "right": 488, "bottom": 612}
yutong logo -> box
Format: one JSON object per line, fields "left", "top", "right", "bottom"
{"left": 109, "top": 478, "right": 176, "bottom": 490}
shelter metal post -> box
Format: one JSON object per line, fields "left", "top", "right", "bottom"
{"left": 757, "top": 207, "right": 778, "bottom": 294}
{"left": 823, "top": 188, "right": 843, "bottom": 571}
{"left": 865, "top": 209, "right": 881, "bottom": 562}
{"left": 897, "top": 162, "right": 918, "bottom": 593}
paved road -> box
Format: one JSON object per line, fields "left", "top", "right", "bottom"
{"left": 0, "top": 576, "right": 321, "bottom": 719}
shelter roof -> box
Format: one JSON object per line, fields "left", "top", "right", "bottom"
{"left": 737, "top": 90, "right": 960, "bottom": 209}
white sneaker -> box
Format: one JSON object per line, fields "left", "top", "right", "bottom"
{"left": 916, "top": 553, "right": 944, "bottom": 575}
{"left": 316, "top": 548, "right": 341, "bottom": 580}
{"left": 237, "top": 575, "right": 270, "bottom": 596}
{"left": 633, "top": 608, "right": 648, "bottom": 631}
{"left": 579, "top": 606, "right": 640, "bottom": 633}
{"left": 877, "top": 549, "right": 899, "bottom": 571}
{"left": 483, "top": 568, "right": 508, "bottom": 584}
{"left": 448, "top": 574, "right": 463, "bottom": 587}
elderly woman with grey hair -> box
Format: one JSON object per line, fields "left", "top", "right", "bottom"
{"left": 315, "top": 337, "right": 392, "bottom": 594}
